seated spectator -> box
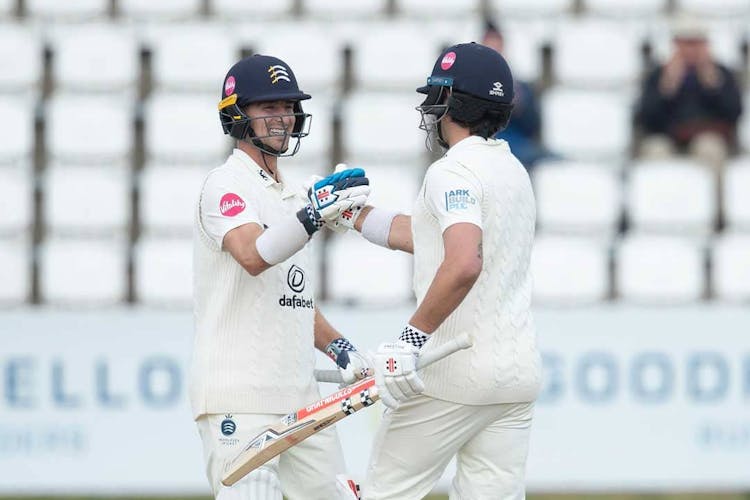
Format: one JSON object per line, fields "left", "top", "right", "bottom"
{"left": 635, "top": 15, "right": 743, "bottom": 172}
{"left": 481, "top": 20, "right": 557, "bottom": 171}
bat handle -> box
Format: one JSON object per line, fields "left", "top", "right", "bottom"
{"left": 314, "top": 332, "right": 473, "bottom": 383}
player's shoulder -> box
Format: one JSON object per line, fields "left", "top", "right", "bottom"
{"left": 426, "top": 154, "right": 482, "bottom": 188}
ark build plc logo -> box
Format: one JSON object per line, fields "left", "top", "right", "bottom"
{"left": 444, "top": 188, "right": 476, "bottom": 211}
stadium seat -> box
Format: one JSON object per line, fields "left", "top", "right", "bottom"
{"left": 711, "top": 232, "right": 750, "bottom": 302}
{"left": 396, "top": 0, "right": 481, "bottom": 18}
{"left": 723, "top": 158, "right": 750, "bottom": 231}
{"left": 487, "top": 0, "right": 573, "bottom": 17}
{"left": 0, "top": 24, "right": 42, "bottom": 95}
{"left": 626, "top": 159, "right": 716, "bottom": 237}
{"left": 253, "top": 24, "right": 344, "bottom": 93}
{"left": 341, "top": 91, "right": 426, "bottom": 162}
{"left": 326, "top": 231, "right": 413, "bottom": 304}
{"left": 39, "top": 236, "right": 128, "bottom": 305}
{"left": 51, "top": 24, "right": 138, "bottom": 93}
{"left": 532, "top": 161, "right": 622, "bottom": 236}
{"left": 138, "top": 163, "right": 207, "bottom": 236}
{"left": 301, "top": 0, "right": 387, "bottom": 19}
{"left": 0, "top": 236, "right": 31, "bottom": 305}
{"left": 359, "top": 163, "right": 421, "bottom": 214}
{"left": 143, "top": 92, "right": 231, "bottom": 164}
{"left": 149, "top": 24, "right": 238, "bottom": 93}
{"left": 498, "top": 21, "right": 546, "bottom": 83}
{"left": 0, "top": 167, "right": 33, "bottom": 236}
{"left": 531, "top": 235, "right": 611, "bottom": 304}
{"left": 584, "top": 0, "right": 666, "bottom": 16}
{"left": 0, "top": 97, "right": 34, "bottom": 166}
{"left": 211, "top": 0, "right": 294, "bottom": 18}
{"left": 118, "top": 0, "right": 203, "bottom": 20}
{"left": 46, "top": 93, "right": 133, "bottom": 165}
{"left": 350, "top": 22, "right": 441, "bottom": 91}
{"left": 553, "top": 19, "right": 641, "bottom": 88}
{"left": 26, "top": 0, "right": 109, "bottom": 20}
{"left": 44, "top": 165, "right": 130, "bottom": 236}
{"left": 542, "top": 88, "right": 631, "bottom": 161}
{"left": 615, "top": 234, "right": 705, "bottom": 303}
{"left": 675, "top": 0, "right": 750, "bottom": 17}
{"left": 133, "top": 236, "right": 192, "bottom": 306}
{"left": 0, "top": 0, "right": 15, "bottom": 17}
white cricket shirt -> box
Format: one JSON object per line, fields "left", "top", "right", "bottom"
{"left": 413, "top": 136, "right": 542, "bottom": 405}
{"left": 190, "top": 149, "right": 320, "bottom": 419}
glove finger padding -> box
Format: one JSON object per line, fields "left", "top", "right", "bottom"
{"left": 340, "top": 350, "right": 372, "bottom": 386}
{"left": 374, "top": 366, "right": 400, "bottom": 410}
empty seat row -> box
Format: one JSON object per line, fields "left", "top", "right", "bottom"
{"left": 3, "top": 17, "right": 749, "bottom": 96}
{"left": 4, "top": 156, "right": 750, "bottom": 239}
{"left": 532, "top": 232, "right": 750, "bottom": 304}
{"left": 6, "top": 0, "right": 749, "bottom": 21}
{"left": 2, "top": 231, "right": 748, "bottom": 307}
{"left": 14, "top": 87, "right": 750, "bottom": 172}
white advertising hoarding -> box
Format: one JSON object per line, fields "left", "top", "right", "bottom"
{"left": 0, "top": 305, "right": 748, "bottom": 495}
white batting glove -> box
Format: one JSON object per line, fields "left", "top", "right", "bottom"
{"left": 306, "top": 168, "right": 370, "bottom": 224}
{"left": 325, "top": 337, "right": 373, "bottom": 387}
{"left": 373, "top": 340, "right": 425, "bottom": 410}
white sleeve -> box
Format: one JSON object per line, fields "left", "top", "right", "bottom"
{"left": 423, "top": 161, "right": 483, "bottom": 233}
{"left": 199, "top": 170, "right": 262, "bottom": 248}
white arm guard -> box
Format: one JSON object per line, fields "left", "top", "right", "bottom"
{"left": 255, "top": 214, "right": 310, "bottom": 265}
{"left": 361, "top": 208, "right": 399, "bottom": 249}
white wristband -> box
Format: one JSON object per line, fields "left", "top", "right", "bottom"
{"left": 361, "top": 208, "right": 398, "bottom": 249}
{"left": 255, "top": 214, "right": 310, "bottom": 265}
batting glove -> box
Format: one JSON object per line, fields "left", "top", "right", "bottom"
{"left": 373, "top": 340, "right": 425, "bottom": 410}
{"left": 325, "top": 337, "right": 372, "bottom": 386}
{"left": 297, "top": 168, "right": 370, "bottom": 236}
{"left": 307, "top": 168, "right": 370, "bottom": 222}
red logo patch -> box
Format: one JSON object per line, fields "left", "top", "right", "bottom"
{"left": 386, "top": 357, "right": 397, "bottom": 373}
{"left": 219, "top": 193, "right": 245, "bottom": 217}
{"left": 224, "top": 76, "right": 236, "bottom": 96}
{"left": 440, "top": 51, "right": 456, "bottom": 70}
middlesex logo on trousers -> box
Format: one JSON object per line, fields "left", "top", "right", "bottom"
{"left": 220, "top": 193, "right": 246, "bottom": 217}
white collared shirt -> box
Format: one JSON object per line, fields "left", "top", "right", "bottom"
{"left": 413, "top": 136, "right": 542, "bottom": 405}
{"left": 190, "top": 149, "right": 320, "bottom": 419}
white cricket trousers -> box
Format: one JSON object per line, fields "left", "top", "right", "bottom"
{"left": 197, "top": 413, "right": 347, "bottom": 500}
{"left": 363, "top": 397, "right": 535, "bottom": 500}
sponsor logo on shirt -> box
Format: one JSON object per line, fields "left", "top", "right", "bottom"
{"left": 444, "top": 188, "right": 476, "bottom": 211}
{"left": 219, "top": 414, "right": 240, "bottom": 446}
{"left": 219, "top": 193, "right": 246, "bottom": 217}
{"left": 278, "top": 294, "right": 314, "bottom": 309}
{"left": 287, "top": 265, "right": 305, "bottom": 293}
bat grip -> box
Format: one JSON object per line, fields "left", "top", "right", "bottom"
{"left": 314, "top": 332, "right": 472, "bottom": 383}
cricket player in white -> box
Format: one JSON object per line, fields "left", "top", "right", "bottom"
{"left": 190, "top": 54, "right": 369, "bottom": 500}
{"left": 331, "top": 43, "right": 542, "bottom": 499}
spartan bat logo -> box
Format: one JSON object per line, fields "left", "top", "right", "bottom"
{"left": 268, "top": 65, "right": 291, "bottom": 84}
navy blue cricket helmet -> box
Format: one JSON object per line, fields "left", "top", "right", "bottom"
{"left": 417, "top": 42, "right": 515, "bottom": 145}
{"left": 218, "top": 54, "right": 312, "bottom": 156}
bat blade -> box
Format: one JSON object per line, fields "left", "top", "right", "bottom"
{"left": 221, "top": 377, "right": 378, "bottom": 486}
{"left": 222, "top": 332, "right": 473, "bottom": 487}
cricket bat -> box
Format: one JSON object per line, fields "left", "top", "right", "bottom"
{"left": 221, "top": 333, "right": 472, "bottom": 487}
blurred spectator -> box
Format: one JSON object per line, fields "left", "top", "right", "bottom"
{"left": 635, "top": 15, "right": 743, "bottom": 172}
{"left": 481, "top": 20, "right": 557, "bottom": 171}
